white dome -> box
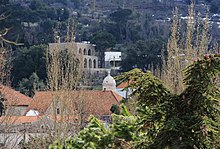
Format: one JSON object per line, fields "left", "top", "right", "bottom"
{"left": 102, "top": 71, "right": 116, "bottom": 91}
{"left": 26, "top": 109, "right": 40, "bottom": 116}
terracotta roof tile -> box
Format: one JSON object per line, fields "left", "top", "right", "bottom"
{"left": 0, "top": 116, "right": 40, "bottom": 125}
{"left": 25, "top": 90, "right": 122, "bottom": 116}
{"left": 117, "top": 80, "right": 132, "bottom": 88}
{"left": 0, "top": 85, "right": 32, "bottom": 106}
{"left": 25, "top": 91, "right": 53, "bottom": 115}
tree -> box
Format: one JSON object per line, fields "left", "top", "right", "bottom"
{"left": 90, "top": 31, "right": 116, "bottom": 68}
{"left": 161, "top": 4, "right": 210, "bottom": 94}
{"left": 122, "top": 40, "right": 163, "bottom": 71}
{"left": 57, "top": 7, "right": 69, "bottom": 21}
{"left": 50, "top": 54, "right": 220, "bottom": 148}
{"left": 0, "top": 92, "right": 4, "bottom": 116}
{"left": 209, "top": 0, "right": 220, "bottom": 13}
{"left": 44, "top": 19, "right": 85, "bottom": 146}
{"left": 0, "top": 12, "right": 14, "bottom": 86}
{"left": 18, "top": 72, "right": 45, "bottom": 97}
{"left": 11, "top": 44, "right": 47, "bottom": 87}
{"left": 149, "top": 54, "right": 220, "bottom": 148}
{"left": 37, "top": 19, "right": 54, "bottom": 44}
{"left": 71, "top": 0, "right": 80, "bottom": 9}
{"left": 109, "top": 8, "right": 132, "bottom": 42}
{"left": 29, "top": 0, "right": 44, "bottom": 10}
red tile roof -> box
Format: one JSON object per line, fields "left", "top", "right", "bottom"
{"left": 0, "top": 85, "right": 32, "bottom": 106}
{"left": 25, "top": 90, "right": 122, "bottom": 116}
{"left": 25, "top": 91, "right": 53, "bottom": 115}
{"left": 117, "top": 80, "right": 132, "bottom": 88}
{"left": 0, "top": 116, "right": 40, "bottom": 125}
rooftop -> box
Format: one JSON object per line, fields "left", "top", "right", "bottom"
{"left": 0, "top": 116, "right": 39, "bottom": 125}
{"left": 25, "top": 90, "right": 122, "bottom": 116}
{"left": 0, "top": 85, "right": 32, "bottom": 106}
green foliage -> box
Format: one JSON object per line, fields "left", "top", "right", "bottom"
{"left": 121, "top": 40, "right": 163, "bottom": 71}
{"left": 0, "top": 1, "right": 68, "bottom": 44}
{"left": 150, "top": 54, "right": 220, "bottom": 149}
{"left": 181, "top": 54, "right": 220, "bottom": 148}
{"left": 110, "top": 104, "right": 120, "bottom": 115}
{"left": 18, "top": 72, "right": 45, "bottom": 97}
{"left": 90, "top": 31, "right": 116, "bottom": 67}
{"left": 112, "top": 104, "right": 136, "bottom": 142}
{"left": 0, "top": 0, "right": 9, "bottom": 5}
{"left": 50, "top": 54, "right": 220, "bottom": 149}
{"left": 209, "top": 0, "right": 220, "bottom": 13}
{"left": 49, "top": 116, "right": 113, "bottom": 149}
{"left": 11, "top": 44, "right": 47, "bottom": 87}
{"left": 110, "top": 8, "right": 132, "bottom": 24}
{"left": 109, "top": 8, "right": 132, "bottom": 42}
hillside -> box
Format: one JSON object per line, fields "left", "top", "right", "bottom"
{"left": 1, "top": 0, "right": 220, "bottom": 88}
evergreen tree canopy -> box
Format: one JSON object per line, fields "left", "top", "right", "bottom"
{"left": 50, "top": 54, "right": 220, "bottom": 149}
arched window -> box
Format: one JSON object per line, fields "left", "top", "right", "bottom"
{"left": 83, "top": 48, "right": 87, "bottom": 55}
{"left": 93, "top": 59, "right": 96, "bottom": 68}
{"left": 84, "top": 58, "right": 87, "bottom": 68}
{"left": 79, "top": 48, "right": 82, "bottom": 54}
{"left": 89, "top": 59, "right": 92, "bottom": 68}
{"left": 88, "top": 49, "right": 92, "bottom": 55}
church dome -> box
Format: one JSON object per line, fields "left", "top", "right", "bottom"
{"left": 102, "top": 71, "right": 116, "bottom": 91}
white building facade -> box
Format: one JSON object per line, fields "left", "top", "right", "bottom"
{"left": 104, "top": 52, "right": 122, "bottom": 70}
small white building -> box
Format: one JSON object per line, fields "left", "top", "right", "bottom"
{"left": 104, "top": 52, "right": 122, "bottom": 70}
{"left": 102, "top": 71, "right": 116, "bottom": 91}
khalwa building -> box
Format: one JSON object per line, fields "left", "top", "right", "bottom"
{"left": 48, "top": 41, "right": 108, "bottom": 77}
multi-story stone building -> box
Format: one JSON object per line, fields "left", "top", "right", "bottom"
{"left": 48, "top": 41, "right": 98, "bottom": 69}
{"left": 48, "top": 41, "right": 111, "bottom": 86}
{"left": 49, "top": 42, "right": 100, "bottom": 73}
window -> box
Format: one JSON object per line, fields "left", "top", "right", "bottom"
{"left": 89, "top": 59, "right": 92, "bottom": 68}
{"left": 88, "top": 49, "right": 92, "bottom": 55}
{"left": 83, "top": 48, "right": 87, "bottom": 55}
{"left": 93, "top": 59, "right": 96, "bottom": 68}
{"left": 84, "top": 58, "right": 87, "bottom": 68}
{"left": 57, "top": 108, "right": 60, "bottom": 115}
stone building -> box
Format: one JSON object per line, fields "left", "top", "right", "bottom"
{"left": 48, "top": 41, "right": 110, "bottom": 76}
{"left": 104, "top": 52, "right": 122, "bottom": 70}
{"left": 48, "top": 42, "right": 98, "bottom": 68}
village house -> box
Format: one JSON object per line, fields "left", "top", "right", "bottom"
{"left": 0, "top": 73, "right": 122, "bottom": 147}
{"left": 0, "top": 85, "right": 32, "bottom": 116}
{"left": 25, "top": 90, "right": 122, "bottom": 121}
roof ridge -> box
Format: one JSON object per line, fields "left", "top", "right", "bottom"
{"left": 0, "top": 85, "right": 32, "bottom": 106}
{"left": 110, "top": 90, "right": 121, "bottom": 103}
